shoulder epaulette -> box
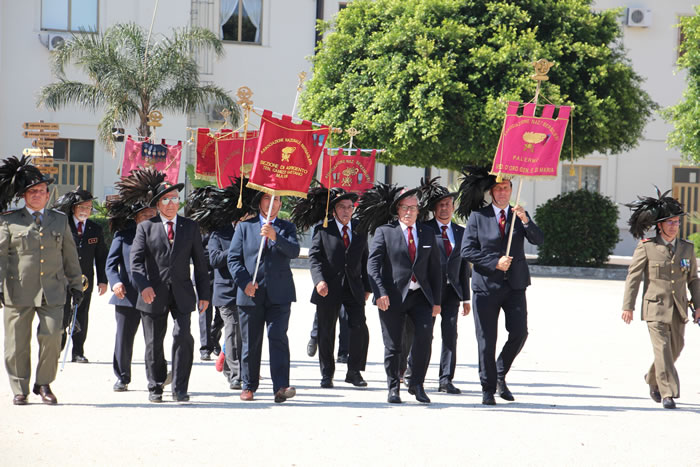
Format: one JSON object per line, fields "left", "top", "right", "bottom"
{"left": 641, "top": 238, "right": 653, "bottom": 243}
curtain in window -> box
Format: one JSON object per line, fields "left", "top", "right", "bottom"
{"left": 220, "top": 0, "right": 239, "bottom": 32}
{"left": 242, "top": 0, "right": 262, "bottom": 42}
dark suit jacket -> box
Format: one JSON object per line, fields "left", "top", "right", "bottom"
{"left": 209, "top": 224, "right": 237, "bottom": 307}
{"left": 308, "top": 219, "right": 371, "bottom": 306}
{"left": 227, "top": 216, "right": 300, "bottom": 307}
{"left": 426, "top": 219, "right": 471, "bottom": 302}
{"left": 130, "top": 215, "right": 210, "bottom": 314}
{"left": 105, "top": 226, "right": 139, "bottom": 308}
{"left": 70, "top": 217, "right": 108, "bottom": 288}
{"left": 460, "top": 205, "right": 544, "bottom": 293}
{"left": 367, "top": 221, "right": 442, "bottom": 307}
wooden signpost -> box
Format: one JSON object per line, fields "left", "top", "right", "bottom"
{"left": 21, "top": 120, "right": 60, "bottom": 175}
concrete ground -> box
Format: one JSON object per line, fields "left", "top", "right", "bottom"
{"left": 2, "top": 270, "right": 700, "bottom": 466}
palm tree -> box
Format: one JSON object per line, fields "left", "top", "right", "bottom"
{"left": 38, "top": 23, "right": 238, "bottom": 151}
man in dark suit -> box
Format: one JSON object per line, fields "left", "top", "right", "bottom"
{"left": 131, "top": 182, "right": 210, "bottom": 403}
{"left": 209, "top": 221, "right": 243, "bottom": 390}
{"left": 309, "top": 190, "right": 371, "bottom": 388}
{"left": 424, "top": 185, "right": 471, "bottom": 394}
{"left": 460, "top": 178, "right": 543, "bottom": 405}
{"left": 106, "top": 203, "right": 157, "bottom": 391}
{"left": 227, "top": 192, "right": 300, "bottom": 403}
{"left": 53, "top": 188, "right": 108, "bottom": 363}
{"left": 367, "top": 188, "right": 442, "bottom": 404}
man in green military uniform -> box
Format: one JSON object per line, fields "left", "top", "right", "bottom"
{"left": 0, "top": 156, "right": 83, "bottom": 405}
{"left": 622, "top": 188, "right": 700, "bottom": 409}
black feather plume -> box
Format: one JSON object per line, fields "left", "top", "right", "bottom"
{"left": 354, "top": 182, "right": 402, "bottom": 235}
{"left": 289, "top": 186, "right": 332, "bottom": 232}
{"left": 188, "top": 178, "right": 257, "bottom": 234}
{"left": 417, "top": 176, "right": 443, "bottom": 222}
{"left": 51, "top": 187, "right": 93, "bottom": 217}
{"left": 456, "top": 166, "right": 497, "bottom": 220}
{"left": 0, "top": 156, "right": 46, "bottom": 211}
{"left": 105, "top": 197, "right": 136, "bottom": 233}
{"left": 116, "top": 168, "right": 166, "bottom": 206}
{"left": 625, "top": 186, "right": 684, "bottom": 239}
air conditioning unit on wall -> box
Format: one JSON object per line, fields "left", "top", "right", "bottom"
{"left": 627, "top": 8, "right": 652, "bottom": 27}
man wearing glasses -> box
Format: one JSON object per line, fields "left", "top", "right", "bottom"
{"left": 52, "top": 187, "right": 108, "bottom": 363}
{"left": 622, "top": 191, "right": 700, "bottom": 409}
{"left": 131, "top": 182, "right": 210, "bottom": 403}
{"left": 367, "top": 188, "right": 442, "bottom": 404}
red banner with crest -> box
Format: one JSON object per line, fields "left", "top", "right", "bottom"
{"left": 248, "top": 110, "right": 329, "bottom": 198}
{"left": 320, "top": 148, "right": 376, "bottom": 194}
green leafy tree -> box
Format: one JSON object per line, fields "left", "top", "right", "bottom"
{"left": 663, "top": 8, "right": 700, "bottom": 161}
{"left": 300, "top": 0, "right": 657, "bottom": 169}
{"left": 38, "top": 23, "right": 238, "bottom": 151}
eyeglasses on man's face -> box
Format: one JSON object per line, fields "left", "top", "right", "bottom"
{"left": 398, "top": 205, "right": 418, "bottom": 213}
{"left": 663, "top": 220, "right": 681, "bottom": 226}
{"left": 160, "top": 197, "right": 179, "bottom": 205}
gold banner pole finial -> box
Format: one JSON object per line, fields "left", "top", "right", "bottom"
{"left": 291, "top": 71, "right": 307, "bottom": 118}
{"left": 236, "top": 86, "right": 254, "bottom": 208}
{"left": 146, "top": 110, "right": 163, "bottom": 143}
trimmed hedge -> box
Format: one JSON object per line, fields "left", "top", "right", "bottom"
{"left": 534, "top": 189, "right": 619, "bottom": 267}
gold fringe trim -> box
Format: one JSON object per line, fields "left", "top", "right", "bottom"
{"left": 246, "top": 182, "right": 309, "bottom": 199}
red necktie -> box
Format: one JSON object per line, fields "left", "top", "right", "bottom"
{"left": 167, "top": 221, "right": 174, "bottom": 243}
{"left": 441, "top": 225, "right": 452, "bottom": 256}
{"left": 77, "top": 221, "right": 84, "bottom": 236}
{"left": 407, "top": 226, "right": 417, "bottom": 282}
{"left": 499, "top": 210, "right": 506, "bottom": 238}
{"left": 342, "top": 225, "right": 350, "bottom": 249}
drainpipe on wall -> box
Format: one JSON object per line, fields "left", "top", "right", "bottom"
{"left": 315, "top": 0, "right": 325, "bottom": 51}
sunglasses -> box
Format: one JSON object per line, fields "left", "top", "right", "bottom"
{"left": 160, "top": 197, "right": 179, "bottom": 205}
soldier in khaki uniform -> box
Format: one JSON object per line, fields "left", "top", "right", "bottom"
{"left": 622, "top": 189, "right": 700, "bottom": 409}
{"left": 0, "top": 156, "right": 83, "bottom": 405}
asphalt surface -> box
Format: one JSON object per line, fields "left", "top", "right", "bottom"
{"left": 2, "top": 270, "right": 700, "bottom": 466}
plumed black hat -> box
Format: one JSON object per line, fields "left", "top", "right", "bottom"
{"left": 625, "top": 187, "right": 686, "bottom": 239}
{"left": 289, "top": 186, "right": 359, "bottom": 232}
{"left": 149, "top": 181, "right": 185, "bottom": 207}
{"left": 354, "top": 182, "right": 403, "bottom": 235}
{"left": 187, "top": 178, "right": 257, "bottom": 234}
{"left": 0, "top": 156, "right": 54, "bottom": 211}
{"left": 51, "top": 186, "right": 95, "bottom": 217}
{"left": 456, "top": 165, "right": 503, "bottom": 220}
{"left": 106, "top": 168, "right": 166, "bottom": 232}
{"left": 418, "top": 176, "right": 457, "bottom": 222}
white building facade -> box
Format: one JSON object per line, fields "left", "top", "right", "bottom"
{"left": 0, "top": 0, "right": 695, "bottom": 255}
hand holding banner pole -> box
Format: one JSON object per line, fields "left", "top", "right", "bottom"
{"left": 252, "top": 195, "right": 274, "bottom": 285}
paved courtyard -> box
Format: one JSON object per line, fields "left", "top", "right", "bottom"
{"left": 2, "top": 270, "right": 700, "bottom": 466}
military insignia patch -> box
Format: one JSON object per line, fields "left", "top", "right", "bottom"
{"left": 88, "top": 237, "right": 98, "bottom": 244}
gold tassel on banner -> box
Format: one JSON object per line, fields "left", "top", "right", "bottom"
{"left": 236, "top": 86, "right": 254, "bottom": 209}
{"left": 496, "top": 172, "right": 503, "bottom": 183}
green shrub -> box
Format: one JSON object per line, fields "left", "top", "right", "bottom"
{"left": 91, "top": 200, "right": 114, "bottom": 248}
{"left": 534, "top": 189, "right": 619, "bottom": 267}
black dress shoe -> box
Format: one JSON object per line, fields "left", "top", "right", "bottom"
{"left": 662, "top": 397, "right": 676, "bottom": 409}
{"left": 408, "top": 385, "right": 431, "bottom": 403}
{"left": 388, "top": 388, "right": 402, "bottom": 404}
{"left": 336, "top": 354, "right": 348, "bottom": 364}
{"left": 438, "top": 382, "right": 462, "bottom": 394}
{"left": 307, "top": 338, "right": 317, "bottom": 357}
{"left": 321, "top": 377, "right": 334, "bottom": 388}
{"left": 149, "top": 392, "right": 163, "bottom": 403}
{"left": 13, "top": 394, "right": 28, "bottom": 405}
{"left": 32, "top": 384, "right": 57, "bottom": 405}
{"left": 200, "top": 352, "right": 212, "bottom": 361}
{"left": 173, "top": 392, "right": 190, "bottom": 402}
{"left": 113, "top": 380, "right": 128, "bottom": 392}
{"left": 71, "top": 355, "right": 89, "bottom": 363}
{"left": 212, "top": 344, "right": 221, "bottom": 356}
{"left": 497, "top": 380, "right": 515, "bottom": 401}
{"left": 650, "top": 387, "right": 662, "bottom": 403}
{"left": 230, "top": 380, "right": 242, "bottom": 390}
{"left": 482, "top": 391, "right": 496, "bottom": 405}
{"left": 345, "top": 371, "right": 368, "bottom": 387}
